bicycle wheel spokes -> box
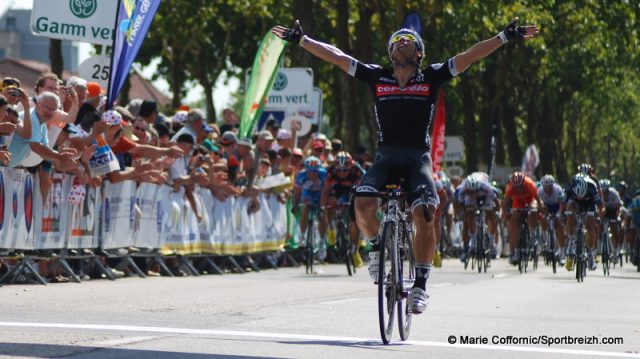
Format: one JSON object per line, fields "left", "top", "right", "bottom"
{"left": 378, "top": 222, "right": 396, "bottom": 345}
{"left": 398, "top": 220, "right": 414, "bottom": 341}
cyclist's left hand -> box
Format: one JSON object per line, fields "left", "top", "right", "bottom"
{"left": 503, "top": 17, "right": 539, "bottom": 41}
{"left": 272, "top": 20, "right": 305, "bottom": 43}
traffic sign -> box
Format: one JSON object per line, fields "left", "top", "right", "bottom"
{"left": 445, "top": 165, "right": 465, "bottom": 178}
{"left": 444, "top": 136, "right": 465, "bottom": 162}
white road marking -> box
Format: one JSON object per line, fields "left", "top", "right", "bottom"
{"left": 321, "top": 298, "right": 360, "bottom": 305}
{"left": 93, "top": 336, "right": 159, "bottom": 347}
{"left": 431, "top": 282, "right": 453, "bottom": 287}
{"left": 0, "top": 321, "right": 638, "bottom": 358}
{"left": 492, "top": 273, "right": 509, "bottom": 278}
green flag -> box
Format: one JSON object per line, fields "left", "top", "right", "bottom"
{"left": 240, "top": 33, "right": 287, "bottom": 138}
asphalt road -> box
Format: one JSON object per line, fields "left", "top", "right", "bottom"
{"left": 0, "top": 257, "right": 639, "bottom": 359}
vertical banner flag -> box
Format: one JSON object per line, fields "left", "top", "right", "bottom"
{"left": 487, "top": 123, "right": 498, "bottom": 180}
{"left": 521, "top": 144, "right": 540, "bottom": 178}
{"left": 240, "top": 33, "right": 287, "bottom": 138}
{"left": 107, "top": 0, "right": 162, "bottom": 108}
{"left": 401, "top": 10, "right": 423, "bottom": 35}
{"left": 431, "top": 90, "right": 446, "bottom": 172}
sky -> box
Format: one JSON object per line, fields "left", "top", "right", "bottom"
{"left": 3, "top": 0, "right": 240, "bottom": 114}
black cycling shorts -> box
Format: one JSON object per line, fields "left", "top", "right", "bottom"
{"left": 356, "top": 146, "right": 438, "bottom": 210}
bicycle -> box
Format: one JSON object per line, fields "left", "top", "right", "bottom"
{"left": 300, "top": 203, "right": 321, "bottom": 275}
{"left": 542, "top": 213, "right": 559, "bottom": 274}
{"left": 516, "top": 207, "right": 532, "bottom": 274}
{"left": 530, "top": 218, "right": 541, "bottom": 271}
{"left": 600, "top": 217, "right": 613, "bottom": 276}
{"left": 358, "top": 184, "right": 416, "bottom": 344}
{"left": 470, "top": 198, "right": 490, "bottom": 273}
{"left": 332, "top": 204, "right": 356, "bottom": 276}
{"left": 566, "top": 211, "right": 590, "bottom": 282}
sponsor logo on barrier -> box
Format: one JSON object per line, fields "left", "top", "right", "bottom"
{"left": 70, "top": 185, "right": 96, "bottom": 237}
{"left": 12, "top": 188, "right": 17, "bottom": 220}
{"left": 24, "top": 175, "right": 33, "bottom": 233}
{"left": 89, "top": 151, "right": 113, "bottom": 167}
{"left": 0, "top": 171, "right": 4, "bottom": 231}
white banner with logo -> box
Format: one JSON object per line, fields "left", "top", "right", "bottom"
{"left": 102, "top": 180, "right": 136, "bottom": 249}
{"left": 67, "top": 180, "right": 100, "bottom": 249}
{"left": 2, "top": 169, "right": 36, "bottom": 250}
{"left": 133, "top": 182, "right": 163, "bottom": 249}
{"left": 31, "top": 0, "right": 118, "bottom": 44}
{"left": 33, "top": 173, "right": 71, "bottom": 249}
{"left": 159, "top": 188, "right": 199, "bottom": 255}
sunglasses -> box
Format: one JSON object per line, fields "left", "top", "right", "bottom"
{"left": 134, "top": 126, "right": 146, "bottom": 131}
{"left": 390, "top": 33, "right": 418, "bottom": 44}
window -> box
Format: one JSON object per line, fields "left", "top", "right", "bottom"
{"left": 6, "top": 16, "right": 16, "bottom": 31}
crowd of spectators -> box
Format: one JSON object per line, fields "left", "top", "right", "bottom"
{"left": 0, "top": 71, "right": 372, "bottom": 282}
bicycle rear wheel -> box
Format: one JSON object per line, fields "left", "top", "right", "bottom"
{"left": 398, "top": 220, "right": 415, "bottom": 341}
{"left": 378, "top": 221, "right": 396, "bottom": 345}
{"left": 305, "top": 218, "right": 315, "bottom": 275}
{"left": 602, "top": 231, "right": 611, "bottom": 276}
{"left": 549, "top": 229, "right": 557, "bottom": 274}
{"left": 519, "top": 224, "right": 529, "bottom": 274}
{"left": 576, "top": 231, "right": 585, "bottom": 282}
{"left": 337, "top": 221, "right": 353, "bottom": 276}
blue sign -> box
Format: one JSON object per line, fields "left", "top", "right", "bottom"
{"left": 257, "top": 111, "right": 285, "bottom": 131}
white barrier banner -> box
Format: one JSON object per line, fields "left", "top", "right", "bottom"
{"left": 160, "top": 188, "right": 199, "bottom": 254}
{"left": 68, "top": 180, "right": 100, "bottom": 249}
{"left": 33, "top": 172, "right": 71, "bottom": 249}
{"left": 102, "top": 180, "right": 136, "bottom": 249}
{"left": 211, "top": 195, "right": 235, "bottom": 254}
{"left": 0, "top": 167, "right": 12, "bottom": 249}
{"left": 133, "top": 182, "right": 162, "bottom": 249}
{"left": 266, "top": 194, "right": 287, "bottom": 248}
{"left": 195, "top": 187, "right": 218, "bottom": 254}
{"left": 2, "top": 169, "right": 35, "bottom": 250}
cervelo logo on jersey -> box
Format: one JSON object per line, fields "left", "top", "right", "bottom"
{"left": 376, "top": 83, "right": 431, "bottom": 96}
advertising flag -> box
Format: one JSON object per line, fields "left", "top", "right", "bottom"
{"left": 107, "top": 0, "right": 162, "bottom": 108}
{"left": 401, "top": 10, "right": 423, "bottom": 35}
{"left": 521, "top": 144, "right": 540, "bottom": 178}
{"left": 431, "top": 90, "right": 446, "bottom": 172}
{"left": 240, "top": 33, "right": 287, "bottom": 138}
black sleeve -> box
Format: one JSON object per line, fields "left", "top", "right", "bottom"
{"left": 350, "top": 61, "right": 383, "bottom": 85}
{"left": 424, "top": 59, "right": 456, "bottom": 87}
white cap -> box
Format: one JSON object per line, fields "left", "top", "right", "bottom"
{"left": 66, "top": 76, "right": 88, "bottom": 88}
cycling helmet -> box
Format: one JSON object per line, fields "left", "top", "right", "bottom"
{"left": 387, "top": 28, "right": 424, "bottom": 64}
{"left": 577, "top": 163, "right": 593, "bottom": 175}
{"left": 541, "top": 174, "right": 555, "bottom": 187}
{"left": 509, "top": 172, "right": 525, "bottom": 187}
{"left": 334, "top": 151, "right": 352, "bottom": 169}
{"left": 572, "top": 175, "right": 588, "bottom": 198}
{"left": 466, "top": 176, "right": 481, "bottom": 191}
{"left": 617, "top": 181, "right": 628, "bottom": 190}
{"left": 600, "top": 179, "right": 611, "bottom": 191}
{"left": 304, "top": 156, "right": 322, "bottom": 172}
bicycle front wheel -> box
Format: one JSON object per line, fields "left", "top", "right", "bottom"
{"left": 398, "top": 219, "right": 415, "bottom": 341}
{"left": 378, "top": 221, "right": 396, "bottom": 345}
{"left": 306, "top": 218, "right": 315, "bottom": 275}
{"left": 337, "top": 221, "right": 353, "bottom": 276}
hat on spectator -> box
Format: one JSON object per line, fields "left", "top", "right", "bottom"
{"left": 178, "top": 105, "right": 190, "bottom": 111}
{"left": 101, "top": 110, "right": 122, "bottom": 126}
{"left": 292, "top": 148, "right": 304, "bottom": 157}
{"left": 203, "top": 139, "right": 219, "bottom": 153}
{"left": 276, "top": 128, "right": 291, "bottom": 140}
{"left": 86, "top": 82, "right": 105, "bottom": 98}
{"left": 186, "top": 109, "right": 205, "bottom": 123}
{"left": 260, "top": 157, "right": 271, "bottom": 166}
{"left": 312, "top": 140, "right": 325, "bottom": 150}
{"left": 172, "top": 110, "right": 188, "bottom": 124}
{"left": 139, "top": 100, "right": 158, "bottom": 117}
{"left": 201, "top": 123, "right": 214, "bottom": 133}
{"left": 220, "top": 131, "right": 238, "bottom": 145}
{"left": 237, "top": 137, "right": 253, "bottom": 148}
{"left": 258, "top": 130, "right": 274, "bottom": 141}
{"left": 66, "top": 76, "right": 87, "bottom": 88}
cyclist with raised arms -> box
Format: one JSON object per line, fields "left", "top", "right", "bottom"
{"left": 537, "top": 175, "right": 566, "bottom": 264}
{"left": 273, "top": 17, "right": 538, "bottom": 314}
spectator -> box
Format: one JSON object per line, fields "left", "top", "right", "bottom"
{"left": 66, "top": 76, "right": 88, "bottom": 107}
{"left": 264, "top": 118, "right": 280, "bottom": 138}
{"left": 169, "top": 133, "right": 207, "bottom": 221}
{"left": 247, "top": 130, "right": 274, "bottom": 188}
{"left": 76, "top": 81, "right": 104, "bottom": 125}
{"left": 221, "top": 108, "right": 240, "bottom": 127}
{"left": 139, "top": 100, "right": 159, "bottom": 126}
{"left": 1, "top": 77, "right": 22, "bottom": 107}
{"left": 171, "top": 109, "right": 206, "bottom": 143}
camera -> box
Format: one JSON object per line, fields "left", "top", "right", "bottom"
{"left": 8, "top": 88, "right": 20, "bottom": 97}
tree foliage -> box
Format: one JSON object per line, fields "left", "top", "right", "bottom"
{"left": 140, "top": 0, "right": 640, "bottom": 185}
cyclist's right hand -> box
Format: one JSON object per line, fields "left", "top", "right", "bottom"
{"left": 272, "top": 20, "right": 305, "bottom": 43}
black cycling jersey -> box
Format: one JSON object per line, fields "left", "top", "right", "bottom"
{"left": 564, "top": 176, "right": 603, "bottom": 207}
{"left": 349, "top": 59, "right": 456, "bottom": 149}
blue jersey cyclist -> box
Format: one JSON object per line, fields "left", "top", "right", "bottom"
{"left": 293, "top": 156, "right": 329, "bottom": 259}
{"left": 273, "top": 17, "right": 538, "bottom": 314}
